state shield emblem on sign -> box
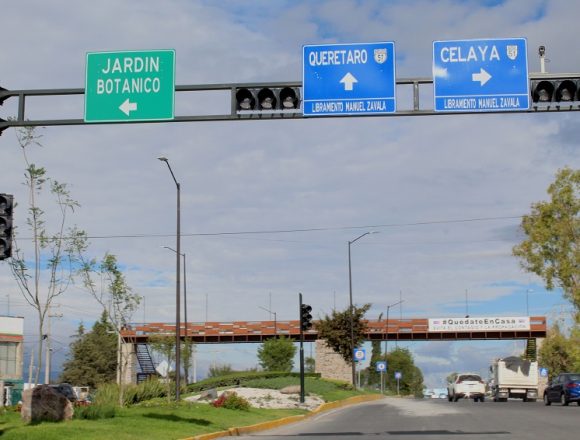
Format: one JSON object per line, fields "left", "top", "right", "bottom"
{"left": 506, "top": 45, "right": 518, "bottom": 60}
{"left": 374, "top": 48, "right": 387, "bottom": 64}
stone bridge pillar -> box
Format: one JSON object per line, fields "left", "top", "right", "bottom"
{"left": 118, "top": 340, "right": 137, "bottom": 386}
{"left": 314, "top": 340, "right": 351, "bottom": 383}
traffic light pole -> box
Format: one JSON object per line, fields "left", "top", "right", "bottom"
{"left": 3, "top": 73, "right": 580, "bottom": 135}
{"left": 299, "top": 292, "right": 305, "bottom": 404}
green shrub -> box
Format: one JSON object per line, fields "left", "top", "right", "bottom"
{"left": 92, "top": 383, "right": 119, "bottom": 406}
{"left": 123, "top": 379, "right": 167, "bottom": 405}
{"left": 74, "top": 404, "right": 116, "bottom": 420}
{"left": 92, "top": 379, "right": 171, "bottom": 407}
{"left": 211, "top": 392, "right": 250, "bottom": 411}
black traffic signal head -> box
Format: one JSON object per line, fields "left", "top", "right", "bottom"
{"left": 235, "top": 87, "right": 300, "bottom": 111}
{"left": 0, "top": 194, "right": 14, "bottom": 260}
{"left": 235, "top": 88, "right": 256, "bottom": 110}
{"left": 531, "top": 78, "right": 580, "bottom": 103}
{"left": 0, "top": 119, "right": 8, "bottom": 137}
{"left": 0, "top": 87, "right": 9, "bottom": 106}
{"left": 555, "top": 80, "right": 577, "bottom": 102}
{"left": 300, "top": 304, "right": 313, "bottom": 331}
{"left": 531, "top": 80, "right": 555, "bottom": 102}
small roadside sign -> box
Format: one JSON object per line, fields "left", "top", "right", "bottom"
{"left": 395, "top": 371, "right": 402, "bottom": 380}
{"left": 539, "top": 367, "right": 548, "bottom": 377}
{"left": 353, "top": 348, "right": 366, "bottom": 362}
{"left": 376, "top": 361, "right": 387, "bottom": 372}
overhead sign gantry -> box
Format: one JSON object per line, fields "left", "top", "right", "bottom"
{"left": 2, "top": 39, "right": 580, "bottom": 134}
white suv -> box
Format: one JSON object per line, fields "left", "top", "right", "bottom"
{"left": 447, "top": 373, "right": 486, "bottom": 402}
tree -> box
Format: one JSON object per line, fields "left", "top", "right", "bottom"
{"left": 149, "top": 333, "right": 176, "bottom": 403}
{"left": 316, "top": 304, "right": 371, "bottom": 363}
{"left": 78, "top": 253, "right": 141, "bottom": 405}
{"left": 305, "top": 357, "right": 316, "bottom": 374}
{"left": 366, "top": 340, "right": 383, "bottom": 386}
{"left": 446, "top": 372, "right": 458, "bottom": 384}
{"left": 513, "top": 167, "right": 580, "bottom": 322}
{"left": 208, "top": 363, "right": 234, "bottom": 378}
{"left": 9, "top": 125, "right": 89, "bottom": 385}
{"left": 60, "top": 311, "right": 117, "bottom": 388}
{"left": 538, "top": 322, "right": 576, "bottom": 379}
{"left": 181, "top": 339, "right": 196, "bottom": 384}
{"left": 384, "top": 347, "right": 424, "bottom": 396}
{"left": 257, "top": 336, "right": 296, "bottom": 372}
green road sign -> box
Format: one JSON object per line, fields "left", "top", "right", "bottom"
{"left": 84, "top": 50, "right": 175, "bottom": 123}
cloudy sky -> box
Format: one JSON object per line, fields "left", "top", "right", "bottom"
{"left": 1, "top": 0, "right": 578, "bottom": 387}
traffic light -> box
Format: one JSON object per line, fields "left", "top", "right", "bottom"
{"left": 0, "top": 194, "right": 14, "bottom": 260}
{"left": 531, "top": 78, "right": 580, "bottom": 105}
{"left": 300, "top": 303, "right": 313, "bottom": 331}
{"left": 0, "top": 87, "right": 9, "bottom": 136}
{"left": 235, "top": 86, "right": 300, "bottom": 111}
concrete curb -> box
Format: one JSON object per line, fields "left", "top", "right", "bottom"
{"left": 184, "top": 394, "right": 384, "bottom": 440}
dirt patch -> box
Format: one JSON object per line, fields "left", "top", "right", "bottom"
{"left": 186, "top": 387, "right": 324, "bottom": 410}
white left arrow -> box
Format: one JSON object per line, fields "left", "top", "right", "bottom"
{"left": 472, "top": 68, "right": 492, "bottom": 86}
{"left": 340, "top": 72, "right": 358, "bottom": 91}
{"left": 119, "top": 98, "right": 137, "bottom": 116}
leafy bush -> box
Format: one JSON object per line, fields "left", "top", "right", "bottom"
{"left": 208, "top": 363, "right": 234, "bottom": 378}
{"left": 74, "top": 404, "right": 116, "bottom": 420}
{"left": 92, "top": 379, "right": 171, "bottom": 406}
{"left": 123, "top": 379, "right": 168, "bottom": 405}
{"left": 211, "top": 392, "right": 250, "bottom": 410}
{"left": 92, "top": 383, "right": 119, "bottom": 406}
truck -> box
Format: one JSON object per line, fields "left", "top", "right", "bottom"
{"left": 490, "top": 356, "right": 539, "bottom": 402}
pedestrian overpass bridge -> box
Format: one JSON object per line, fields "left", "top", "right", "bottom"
{"left": 118, "top": 316, "right": 547, "bottom": 385}
{"left": 120, "top": 316, "right": 547, "bottom": 344}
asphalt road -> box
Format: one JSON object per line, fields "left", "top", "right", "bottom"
{"left": 233, "top": 397, "right": 578, "bottom": 440}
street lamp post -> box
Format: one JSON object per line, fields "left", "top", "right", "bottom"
{"left": 526, "top": 289, "right": 533, "bottom": 316}
{"left": 258, "top": 305, "right": 277, "bottom": 337}
{"left": 347, "top": 231, "right": 378, "bottom": 388}
{"left": 384, "top": 300, "right": 404, "bottom": 358}
{"left": 158, "top": 157, "right": 181, "bottom": 401}
{"left": 164, "top": 246, "right": 191, "bottom": 385}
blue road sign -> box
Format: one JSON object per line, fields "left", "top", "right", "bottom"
{"left": 376, "top": 361, "right": 387, "bottom": 372}
{"left": 433, "top": 38, "right": 529, "bottom": 112}
{"left": 354, "top": 348, "right": 366, "bottom": 362}
{"left": 303, "top": 42, "right": 396, "bottom": 116}
{"left": 539, "top": 367, "right": 548, "bottom": 377}
{"left": 395, "top": 371, "right": 402, "bottom": 380}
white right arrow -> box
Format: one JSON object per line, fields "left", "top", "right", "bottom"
{"left": 472, "top": 68, "right": 492, "bottom": 86}
{"left": 340, "top": 72, "right": 358, "bottom": 91}
{"left": 119, "top": 98, "right": 138, "bottom": 116}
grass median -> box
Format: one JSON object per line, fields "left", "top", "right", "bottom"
{"left": 0, "top": 375, "right": 374, "bottom": 440}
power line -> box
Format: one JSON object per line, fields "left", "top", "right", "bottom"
{"left": 12, "top": 214, "right": 523, "bottom": 241}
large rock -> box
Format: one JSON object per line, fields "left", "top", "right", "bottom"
{"left": 21, "top": 385, "right": 74, "bottom": 423}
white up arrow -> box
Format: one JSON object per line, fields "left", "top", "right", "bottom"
{"left": 340, "top": 72, "right": 358, "bottom": 91}
{"left": 472, "top": 68, "right": 492, "bottom": 86}
{"left": 119, "top": 98, "right": 138, "bottom": 116}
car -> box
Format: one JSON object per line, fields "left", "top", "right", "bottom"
{"left": 49, "top": 383, "right": 78, "bottom": 403}
{"left": 447, "top": 373, "right": 486, "bottom": 402}
{"left": 543, "top": 373, "right": 580, "bottom": 406}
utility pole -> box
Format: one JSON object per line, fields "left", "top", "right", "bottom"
{"left": 45, "top": 306, "right": 62, "bottom": 384}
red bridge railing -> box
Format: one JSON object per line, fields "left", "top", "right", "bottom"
{"left": 120, "top": 316, "right": 547, "bottom": 344}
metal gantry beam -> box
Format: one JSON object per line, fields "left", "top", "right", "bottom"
{"left": 2, "top": 73, "right": 580, "bottom": 133}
